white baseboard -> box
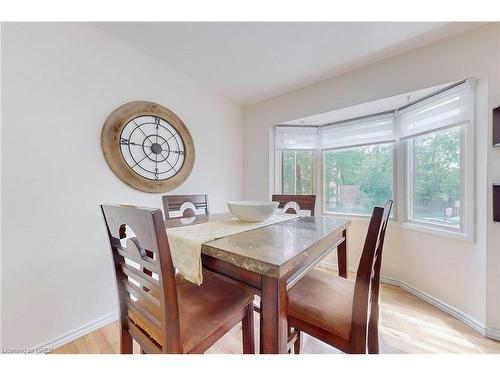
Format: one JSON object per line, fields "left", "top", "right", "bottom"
{"left": 318, "top": 261, "right": 500, "bottom": 342}
{"left": 381, "top": 276, "right": 489, "bottom": 338}
{"left": 485, "top": 327, "right": 500, "bottom": 341}
{"left": 38, "top": 311, "right": 118, "bottom": 351}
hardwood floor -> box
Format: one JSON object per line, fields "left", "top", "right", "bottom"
{"left": 53, "top": 270, "right": 500, "bottom": 354}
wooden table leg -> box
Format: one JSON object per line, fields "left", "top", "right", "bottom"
{"left": 338, "top": 229, "right": 347, "bottom": 278}
{"left": 260, "top": 275, "right": 288, "bottom": 354}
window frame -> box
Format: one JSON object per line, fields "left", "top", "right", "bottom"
{"left": 402, "top": 122, "right": 473, "bottom": 241}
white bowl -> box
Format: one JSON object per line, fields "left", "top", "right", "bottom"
{"left": 227, "top": 201, "right": 279, "bottom": 222}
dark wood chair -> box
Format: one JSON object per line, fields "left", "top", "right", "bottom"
{"left": 162, "top": 194, "right": 209, "bottom": 219}
{"left": 101, "top": 204, "right": 255, "bottom": 354}
{"left": 272, "top": 194, "right": 316, "bottom": 216}
{"left": 287, "top": 201, "right": 393, "bottom": 354}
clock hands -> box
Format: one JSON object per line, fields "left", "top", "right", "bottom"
{"left": 155, "top": 117, "right": 159, "bottom": 143}
{"left": 120, "top": 117, "right": 186, "bottom": 181}
{"left": 155, "top": 154, "right": 159, "bottom": 180}
{"left": 121, "top": 138, "right": 151, "bottom": 148}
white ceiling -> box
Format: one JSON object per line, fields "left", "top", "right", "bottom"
{"left": 96, "top": 22, "right": 482, "bottom": 105}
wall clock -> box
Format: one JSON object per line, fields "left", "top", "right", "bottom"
{"left": 101, "top": 101, "right": 195, "bottom": 193}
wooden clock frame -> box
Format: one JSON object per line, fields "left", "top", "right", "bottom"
{"left": 101, "top": 101, "right": 195, "bottom": 193}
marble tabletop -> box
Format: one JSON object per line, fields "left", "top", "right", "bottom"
{"left": 165, "top": 213, "right": 350, "bottom": 277}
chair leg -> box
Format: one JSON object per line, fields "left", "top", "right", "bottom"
{"left": 368, "top": 319, "right": 379, "bottom": 354}
{"left": 368, "top": 289, "right": 380, "bottom": 354}
{"left": 242, "top": 303, "right": 255, "bottom": 354}
{"left": 337, "top": 229, "right": 347, "bottom": 278}
{"left": 294, "top": 330, "right": 302, "bottom": 354}
{"left": 120, "top": 327, "right": 133, "bottom": 354}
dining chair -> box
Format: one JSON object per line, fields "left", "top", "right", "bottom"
{"left": 287, "top": 200, "right": 393, "bottom": 354}
{"left": 162, "top": 194, "right": 209, "bottom": 219}
{"left": 101, "top": 204, "right": 255, "bottom": 354}
{"left": 271, "top": 194, "right": 316, "bottom": 216}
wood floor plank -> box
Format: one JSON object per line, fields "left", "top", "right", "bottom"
{"left": 52, "top": 270, "right": 500, "bottom": 354}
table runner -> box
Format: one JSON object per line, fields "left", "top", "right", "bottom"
{"left": 166, "top": 213, "right": 298, "bottom": 284}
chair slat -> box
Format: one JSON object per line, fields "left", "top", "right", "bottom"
{"left": 127, "top": 318, "right": 162, "bottom": 354}
{"left": 127, "top": 299, "right": 162, "bottom": 335}
{"left": 120, "top": 262, "right": 160, "bottom": 292}
{"left": 117, "top": 247, "right": 160, "bottom": 274}
{"left": 162, "top": 194, "right": 210, "bottom": 219}
{"left": 272, "top": 194, "right": 316, "bottom": 216}
{"left": 124, "top": 284, "right": 161, "bottom": 319}
{"left": 123, "top": 279, "right": 160, "bottom": 308}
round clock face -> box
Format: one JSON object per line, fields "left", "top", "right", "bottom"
{"left": 119, "top": 115, "right": 186, "bottom": 181}
{"left": 101, "top": 101, "right": 195, "bottom": 193}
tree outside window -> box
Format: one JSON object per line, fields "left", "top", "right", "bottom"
{"left": 282, "top": 150, "right": 313, "bottom": 194}
{"left": 323, "top": 143, "right": 393, "bottom": 215}
{"left": 411, "top": 126, "right": 461, "bottom": 228}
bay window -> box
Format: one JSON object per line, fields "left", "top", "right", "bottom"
{"left": 274, "top": 79, "right": 475, "bottom": 239}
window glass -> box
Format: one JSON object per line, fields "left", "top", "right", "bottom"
{"left": 282, "top": 150, "right": 313, "bottom": 194}
{"left": 324, "top": 143, "right": 393, "bottom": 215}
{"left": 411, "top": 126, "right": 461, "bottom": 228}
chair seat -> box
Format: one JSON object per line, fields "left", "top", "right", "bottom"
{"left": 178, "top": 271, "right": 253, "bottom": 353}
{"left": 288, "top": 269, "right": 355, "bottom": 340}
{"left": 129, "top": 271, "right": 253, "bottom": 353}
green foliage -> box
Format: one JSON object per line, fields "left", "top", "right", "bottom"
{"left": 280, "top": 126, "right": 461, "bottom": 222}
{"left": 324, "top": 144, "right": 393, "bottom": 214}
{"left": 413, "top": 127, "right": 461, "bottom": 223}
{"left": 282, "top": 150, "right": 313, "bottom": 194}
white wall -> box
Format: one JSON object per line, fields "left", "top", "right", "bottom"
{"left": 1, "top": 23, "right": 244, "bottom": 349}
{"left": 243, "top": 24, "right": 500, "bottom": 335}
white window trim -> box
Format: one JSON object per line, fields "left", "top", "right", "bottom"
{"left": 274, "top": 150, "right": 282, "bottom": 194}
{"left": 272, "top": 79, "right": 475, "bottom": 242}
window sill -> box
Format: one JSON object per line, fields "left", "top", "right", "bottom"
{"left": 323, "top": 211, "right": 371, "bottom": 219}
{"left": 322, "top": 211, "right": 398, "bottom": 225}
{"left": 400, "top": 221, "right": 473, "bottom": 243}
{"left": 322, "top": 212, "right": 473, "bottom": 242}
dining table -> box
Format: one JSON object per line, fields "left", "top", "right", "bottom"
{"left": 165, "top": 212, "right": 350, "bottom": 354}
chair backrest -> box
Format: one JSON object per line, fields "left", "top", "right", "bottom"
{"left": 162, "top": 194, "right": 210, "bottom": 219}
{"left": 271, "top": 194, "right": 316, "bottom": 216}
{"left": 349, "top": 200, "right": 392, "bottom": 353}
{"left": 101, "top": 204, "right": 181, "bottom": 354}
